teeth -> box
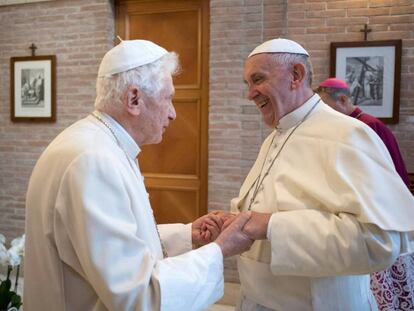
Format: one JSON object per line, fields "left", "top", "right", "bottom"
{"left": 259, "top": 99, "right": 268, "bottom": 108}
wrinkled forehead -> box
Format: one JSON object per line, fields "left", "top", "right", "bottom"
{"left": 161, "top": 73, "right": 174, "bottom": 93}
{"left": 244, "top": 54, "right": 267, "bottom": 73}
{"left": 244, "top": 54, "right": 281, "bottom": 79}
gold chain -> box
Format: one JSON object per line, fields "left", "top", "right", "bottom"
{"left": 91, "top": 112, "right": 168, "bottom": 258}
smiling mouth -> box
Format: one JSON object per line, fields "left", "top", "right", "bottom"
{"left": 258, "top": 99, "right": 269, "bottom": 109}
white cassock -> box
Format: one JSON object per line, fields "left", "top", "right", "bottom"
{"left": 231, "top": 94, "right": 414, "bottom": 311}
{"left": 24, "top": 111, "right": 223, "bottom": 311}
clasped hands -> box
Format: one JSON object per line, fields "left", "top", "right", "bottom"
{"left": 191, "top": 211, "right": 272, "bottom": 258}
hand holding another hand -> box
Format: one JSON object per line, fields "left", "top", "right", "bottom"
{"left": 192, "top": 210, "right": 271, "bottom": 256}
{"left": 192, "top": 212, "right": 223, "bottom": 246}
{"left": 211, "top": 210, "right": 237, "bottom": 231}
{"left": 192, "top": 211, "right": 237, "bottom": 246}
{"left": 241, "top": 211, "right": 272, "bottom": 240}
{"left": 215, "top": 212, "right": 254, "bottom": 258}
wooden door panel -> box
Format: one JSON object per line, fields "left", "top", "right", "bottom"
{"left": 128, "top": 9, "right": 200, "bottom": 87}
{"left": 116, "top": 0, "right": 209, "bottom": 223}
{"left": 149, "top": 189, "right": 198, "bottom": 223}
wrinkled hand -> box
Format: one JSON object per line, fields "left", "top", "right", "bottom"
{"left": 192, "top": 211, "right": 237, "bottom": 246}
{"left": 215, "top": 212, "right": 254, "bottom": 258}
{"left": 192, "top": 212, "right": 224, "bottom": 246}
{"left": 242, "top": 211, "right": 272, "bottom": 240}
{"left": 210, "top": 210, "right": 237, "bottom": 231}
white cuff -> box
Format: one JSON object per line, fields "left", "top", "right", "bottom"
{"left": 266, "top": 213, "right": 277, "bottom": 240}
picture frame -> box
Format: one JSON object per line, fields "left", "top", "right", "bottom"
{"left": 330, "top": 40, "right": 402, "bottom": 124}
{"left": 10, "top": 55, "right": 56, "bottom": 122}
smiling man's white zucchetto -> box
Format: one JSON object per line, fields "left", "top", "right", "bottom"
{"left": 248, "top": 38, "right": 309, "bottom": 58}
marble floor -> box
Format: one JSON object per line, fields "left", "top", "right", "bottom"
{"left": 205, "top": 304, "right": 234, "bottom": 311}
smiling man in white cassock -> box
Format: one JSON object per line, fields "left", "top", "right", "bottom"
{"left": 227, "top": 38, "right": 414, "bottom": 310}
{"left": 24, "top": 39, "right": 253, "bottom": 311}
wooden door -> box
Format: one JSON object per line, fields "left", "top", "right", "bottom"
{"left": 116, "top": 0, "right": 209, "bottom": 224}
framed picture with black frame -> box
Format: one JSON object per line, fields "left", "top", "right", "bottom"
{"left": 10, "top": 55, "right": 56, "bottom": 122}
{"left": 330, "top": 40, "right": 402, "bottom": 124}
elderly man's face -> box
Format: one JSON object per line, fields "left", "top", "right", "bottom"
{"left": 138, "top": 74, "right": 176, "bottom": 145}
{"left": 244, "top": 54, "right": 291, "bottom": 128}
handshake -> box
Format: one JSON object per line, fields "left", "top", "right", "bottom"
{"left": 191, "top": 211, "right": 272, "bottom": 258}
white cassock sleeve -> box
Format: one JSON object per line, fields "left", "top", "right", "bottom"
{"left": 157, "top": 223, "right": 193, "bottom": 257}
{"left": 55, "top": 152, "right": 223, "bottom": 311}
{"left": 156, "top": 243, "right": 224, "bottom": 310}
{"left": 267, "top": 210, "right": 401, "bottom": 277}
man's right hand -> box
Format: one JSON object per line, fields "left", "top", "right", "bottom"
{"left": 215, "top": 212, "right": 254, "bottom": 258}
{"left": 242, "top": 211, "right": 272, "bottom": 240}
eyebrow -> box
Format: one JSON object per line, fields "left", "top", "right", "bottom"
{"left": 244, "top": 73, "right": 263, "bottom": 84}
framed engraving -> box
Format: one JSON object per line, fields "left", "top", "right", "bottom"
{"left": 10, "top": 55, "right": 56, "bottom": 122}
{"left": 330, "top": 40, "right": 402, "bottom": 124}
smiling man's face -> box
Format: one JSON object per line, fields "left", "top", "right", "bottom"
{"left": 244, "top": 54, "right": 292, "bottom": 128}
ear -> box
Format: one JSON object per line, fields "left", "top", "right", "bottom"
{"left": 124, "top": 85, "right": 141, "bottom": 116}
{"left": 337, "top": 94, "right": 348, "bottom": 105}
{"left": 291, "top": 63, "right": 306, "bottom": 90}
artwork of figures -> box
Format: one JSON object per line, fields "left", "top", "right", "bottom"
{"left": 345, "top": 56, "right": 384, "bottom": 107}
{"left": 21, "top": 69, "right": 45, "bottom": 107}
{"left": 10, "top": 55, "right": 55, "bottom": 122}
{"left": 330, "top": 40, "right": 401, "bottom": 124}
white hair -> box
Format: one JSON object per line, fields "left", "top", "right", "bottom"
{"left": 270, "top": 53, "right": 313, "bottom": 87}
{"left": 94, "top": 52, "right": 179, "bottom": 110}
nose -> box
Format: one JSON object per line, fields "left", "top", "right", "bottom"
{"left": 168, "top": 102, "right": 176, "bottom": 121}
{"left": 246, "top": 84, "right": 258, "bottom": 101}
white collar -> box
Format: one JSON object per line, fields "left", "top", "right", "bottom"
{"left": 92, "top": 110, "right": 141, "bottom": 159}
{"left": 276, "top": 93, "right": 321, "bottom": 132}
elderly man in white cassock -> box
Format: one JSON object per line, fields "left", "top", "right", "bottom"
{"left": 24, "top": 39, "right": 253, "bottom": 311}
{"left": 227, "top": 38, "right": 414, "bottom": 310}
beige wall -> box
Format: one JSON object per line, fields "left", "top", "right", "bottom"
{"left": 0, "top": 0, "right": 115, "bottom": 241}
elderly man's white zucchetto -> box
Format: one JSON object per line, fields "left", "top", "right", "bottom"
{"left": 248, "top": 38, "right": 309, "bottom": 58}
{"left": 98, "top": 39, "right": 168, "bottom": 78}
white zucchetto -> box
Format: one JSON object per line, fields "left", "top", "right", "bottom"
{"left": 97, "top": 39, "right": 168, "bottom": 78}
{"left": 248, "top": 38, "right": 309, "bottom": 58}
